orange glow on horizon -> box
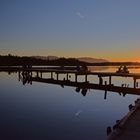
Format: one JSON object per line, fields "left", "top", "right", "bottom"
{"left": 132, "top": 58, "right": 140, "bottom": 63}
{"left": 1, "top": 51, "right": 140, "bottom": 63}
{"left": 106, "top": 56, "right": 140, "bottom": 62}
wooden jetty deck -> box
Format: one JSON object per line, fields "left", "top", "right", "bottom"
{"left": 1, "top": 66, "right": 140, "bottom": 77}
{"left": 20, "top": 68, "right": 140, "bottom": 78}
{"left": 107, "top": 98, "right": 140, "bottom": 140}
{"left": 1, "top": 66, "right": 140, "bottom": 88}
{"left": 20, "top": 67, "right": 140, "bottom": 88}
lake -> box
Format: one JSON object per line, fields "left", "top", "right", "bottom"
{"left": 0, "top": 66, "right": 140, "bottom": 140}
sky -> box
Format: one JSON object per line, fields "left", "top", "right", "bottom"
{"left": 0, "top": 0, "right": 140, "bottom": 62}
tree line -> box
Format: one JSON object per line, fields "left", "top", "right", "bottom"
{"left": 0, "top": 54, "right": 140, "bottom": 66}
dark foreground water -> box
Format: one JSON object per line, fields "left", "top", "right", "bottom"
{"left": 0, "top": 67, "right": 140, "bottom": 140}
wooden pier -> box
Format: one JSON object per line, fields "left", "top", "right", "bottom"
{"left": 1, "top": 66, "right": 140, "bottom": 89}
{"left": 12, "top": 66, "right": 140, "bottom": 97}
{"left": 19, "top": 67, "right": 140, "bottom": 89}
{"left": 107, "top": 98, "right": 140, "bottom": 140}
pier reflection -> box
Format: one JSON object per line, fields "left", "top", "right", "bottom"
{"left": 18, "top": 69, "right": 140, "bottom": 99}
{"left": 1, "top": 68, "right": 140, "bottom": 140}
{"left": 1, "top": 66, "right": 140, "bottom": 98}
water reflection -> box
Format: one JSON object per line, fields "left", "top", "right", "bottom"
{"left": 18, "top": 69, "right": 140, "bottom": 98}
{"left": 0, "top": 67, "right": 140, "bottom": 140}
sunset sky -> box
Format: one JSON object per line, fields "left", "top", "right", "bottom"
{"left": 0, "top": 0, "right": 140, "bottom": 62}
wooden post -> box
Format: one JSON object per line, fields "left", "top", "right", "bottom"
{"left": 136, "top": 82, "right": 139, "bottom": 88}
{"left": 85, "top": 74, "right": 87, "bottom": 82}
{"left": 40, "top": 72, "right": 42, "bottom": 78}
{"left": 36, "top": 71, "right": 39, "bottom": 77}
{"left": 66, "top": 73, "right": 69, "bottom": 80}
{"left": 51, "top": 72, "right": 53, "bottom": 79}
{"left": 134, "top": 78, "right": 136, "bottom": 88}
{"left": 99, "top": 76, "right": 103, "bottom": 85}
{"left": 109, "top": 76, "right": 112, "bottom": 85}
{"left": 75, "top": 74, "right": 77, "bottom": 82}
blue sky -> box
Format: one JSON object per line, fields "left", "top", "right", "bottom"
{"left": 0, "top": 0, "right": 140, "bottom": 61}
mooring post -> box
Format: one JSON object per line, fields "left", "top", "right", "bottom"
{"left": 99, "top": 76, "right": 103, "bottom": 85}
{"left": 66, "top": 73, "right": 69, "bottom": 80}
{"left": 109, "top": 76, "right": 112, "bottom": 85}
{"left": 85, "top": 74, "right": 87, "bottom": 82}
{"left": 75, "top": 74, "right": 77, "bottom": 82}
{"left": 36, "top": 71, "right": 39, "bottom": 77}
{"left": 40, "top": 72, "right": 42, "bottom": 78}
{"left": 133, "top": 77, "right": 136, "bottom": 88}
{"left": 51, "top": 72, "right": 53, "bottom": 79}
{"left": 107, "top": 126, "right": 112, "bottom": 136}
{"left": 136, "top": 82, "right": 139, "bottom": 88}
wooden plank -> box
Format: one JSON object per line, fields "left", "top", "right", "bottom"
{"left": 107, "top": 99, "right": 140, "bottom": 140}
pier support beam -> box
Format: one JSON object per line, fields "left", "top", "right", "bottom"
{"left": 66, "top": 73, "right": 69, "bottom": 80}
{"left": 99, "top": 76, "right": 103, "bottom": 85}
{"left": 51, "top": 72, "right": 53, "bottom": 79}
{"left": 40, "top": 72, "right": 42, "bottom": 78}
{"left": 36, "top": 71, "right": 39, "bottom": 77}
{"left": 75, "top": 74, "right": 77, "bottom": 82}
{"left": 85, "top": 74, "right": 87, "bottom": 82}
{"left": 133, "top": 78, "right": 137, "bottom": 88}
{"left": 109, "top": 76, "right": 112, "bottom": 85}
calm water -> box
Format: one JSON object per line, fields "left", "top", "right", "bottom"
{"left": 0, "top": 67, "right": 140, "bottom": 140}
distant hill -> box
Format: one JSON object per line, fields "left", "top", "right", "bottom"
{"left": 32, "top": 56, "right": 108, "bottom": 63}
{"left": 32, "top": 56, "right": 58, "bottom": 60}
{"left": 78, "top": 57, "right": 108, "bottom": 63}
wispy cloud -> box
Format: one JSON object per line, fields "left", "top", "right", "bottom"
{"left": 76, "top": 12, "right": 85, "bottom": 19}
